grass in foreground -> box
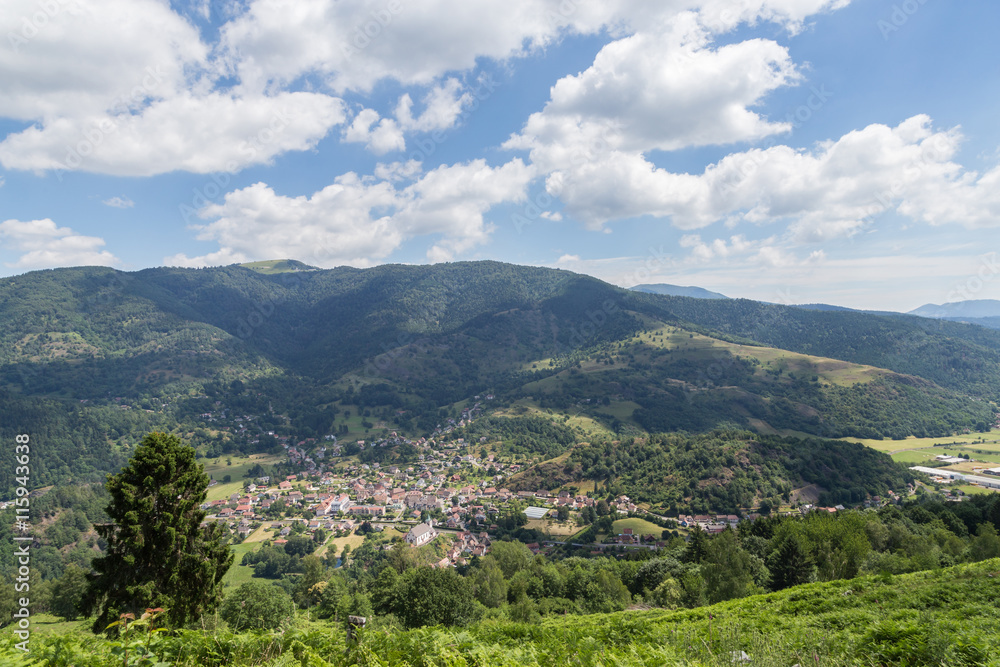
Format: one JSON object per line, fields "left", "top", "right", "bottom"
{"left": 8, "top": 559, "right": 1000, "bottom": 666}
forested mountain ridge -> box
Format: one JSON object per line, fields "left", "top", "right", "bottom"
{"left": 631, "top": 293, "right": 1000, "bottom": 402}
{"left": 6, "top": 261, "right": 1000, "bottom": 399}
{"left": 1, "top": 261, "right": 998, "bottom": 495}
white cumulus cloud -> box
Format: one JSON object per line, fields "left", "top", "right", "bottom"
{"left": 168, "top": 158, "right": 533, "bottom": 267}
{"left": 102, "top": 196, "right": 134, "bottom": 208}
{"left": 0, "top": 218, "right": 118, "bottom": 269}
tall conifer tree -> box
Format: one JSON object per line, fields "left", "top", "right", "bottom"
{"left": 84, "top": 432, "right": 233, "bottom": 632}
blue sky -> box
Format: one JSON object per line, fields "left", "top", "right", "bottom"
{"left": 1, "top": 0, "right": 998, "bottom": 311}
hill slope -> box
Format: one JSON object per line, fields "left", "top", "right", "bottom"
{"left": 629, "top": 293, "right": 1000, "bottom": 402}
{"left": 9, "top": 559, "right": 1000, "bottom": 666}
{"left": 506, "top": 430, "right": 913, "bottom": 512}
{"left": 1, "top": 261, "right": 998, "bottom": 494}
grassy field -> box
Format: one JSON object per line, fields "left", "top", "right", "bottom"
{"left": 842, "top": 430, "right": 1000, "bottom": 478}
{"left": 848, "top": 429, "right": 1000, "bottom": 453}
{"left": 241, "top": 523, "right": 272, "bottom": 544}
{"left": 890, "top": 449, "right": 948, "bottom": 465}
{"left": 322, "top": 531, "right": 367, "bottom": 562}
{"left": 26, "top": 613, "right": 91, "bottom": 637}
{"left": 959, "top": 442, "right": 1000, "bottom": 454}
{"left": 239, "top": 259, "right": 318, "bottom": 274}
{"left": 221, "top": 562, "right": 257, "bottom": 589}
{"left": 948, "top": 449, "right": 1000, "bottom": 465}
{"left": 201, "top": 453, "right": 283, "bottom": 502}
{"left": 630, "top": 324, "right": 888, "bottom": 388}
{"left": 953, "top": 484, "right": 996, "bottom": 495}
{"left": 611, "top": 517, "right": 664, "bottom": 538}
{"left": 202, "top": 453, "right": 283, "bottom": 480}
{"left": 221, "top": 538, "right": 267, "bottom": 589}
{"left": 593, "top": 400, "right": 641, "bottom": 421}
{"left": 524, "top": 517, "right": 580, "bottom": 537}
{"left": 499, "top": 401, "right": 616, "bottom": 440}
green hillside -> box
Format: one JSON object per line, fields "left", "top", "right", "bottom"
{"left": 0, "top": 261, "right": 997, "bottom": 495}
{"left": 506, "top": 430, "right": 914, "bottom": 513}
{"left": 631, "top": 293, "right": 1000, "bottom": 402}
{"left": 6, "top": 559, "right": 1000, "bottom": 666}
{"left": 239, "top": 259, "right": 320, "bottom": 274}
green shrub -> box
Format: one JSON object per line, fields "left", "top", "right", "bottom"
{"left": 220, "top": 581, "right": 295, "bottom": 631}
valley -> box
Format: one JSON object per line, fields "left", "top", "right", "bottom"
{"left": 1, "top": 261, "right": 999, "bottom": 664}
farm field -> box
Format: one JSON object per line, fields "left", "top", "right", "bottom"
{"left": 611, "top": 517, "right": 664, "bottom": 538}
{"left": 953, "top": 484, "right": 996, "bottom": 495}
{"left": 323, "top": 531, "right": 367, "bottom": 561}
{"left": 946, "top": 448, "right": 1000, "bottom": 465}
{"left": 848, "top": 429, "right": 1000, "bottom": 453}
{"left": 221, "top": 539, "right": 263, "bottom": 589}
{"left": 202, "top": 453, "right": 283, "bottom": 502}
{"left": 524, "top": 517, "right": 579, "bottom": 536}
{"left": 890, "top": 449, "right": 949, "bottom": 465}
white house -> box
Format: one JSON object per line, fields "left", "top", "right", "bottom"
{"left": 405, "top": 522, "right": 437, "bottom": 547}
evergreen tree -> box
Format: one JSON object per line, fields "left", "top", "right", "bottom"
{"left": 767, "top": 534, "right": 816, "bottom": 591}
{"left": 683, "top": 526, "right": 708, "bottom": 564}
{"left": 83, "top": 432, "right": 233, "bottom": 632}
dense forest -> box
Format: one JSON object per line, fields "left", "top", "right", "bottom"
{"left": 1, "top": 261, "right": 998, "bottom": 496}
{"left": 507, "top": 430, "right": 914, "bottom": 513}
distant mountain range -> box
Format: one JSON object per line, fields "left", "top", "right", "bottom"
{"left": 629, "top": 283, "right": 729, "bottom": 299}
{"left": 910, "top": 299, "right": 1000, "bottom": 319}
{"left": 908, "top": 299, "right": 1000, "bottom": 330}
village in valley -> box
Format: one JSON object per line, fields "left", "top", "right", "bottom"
{"left": 197, "top": 392, "right": 676, "bottom": 572}
{"left": 198, "top": 391, "right": 918, "bottom": 577}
